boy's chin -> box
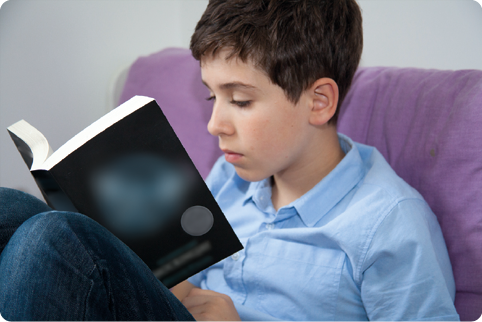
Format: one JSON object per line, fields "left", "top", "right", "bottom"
{"left": 233, "top": 166, "right": 270, "bottom": 183}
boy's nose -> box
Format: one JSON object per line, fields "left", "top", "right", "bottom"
{"left": 207, "top": 102, "right": 234, "bottom": 137}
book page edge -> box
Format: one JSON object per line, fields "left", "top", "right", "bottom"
{"left": 7, "top": 119, "right": 52, "bottom": 170}
{"left": 39, "top": 96, "right": 154, "bottom": 171}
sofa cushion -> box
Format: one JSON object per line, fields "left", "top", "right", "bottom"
{"left": 338, "top": 67, "right": 482, "bottom": 321}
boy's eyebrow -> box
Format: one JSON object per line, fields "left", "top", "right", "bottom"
{"left": 220, "top": 82, "right": 257, "bottom": 91}
{"left": 202, "top": 80, "right": 258, "bottom": 91}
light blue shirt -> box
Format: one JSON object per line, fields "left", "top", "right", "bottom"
{"left": 189, "top": 134, "right": 459, "bottom": 321}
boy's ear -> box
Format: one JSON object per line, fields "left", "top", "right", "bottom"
{"left": 308, "top": 78, "right": 339, "bottom": 126}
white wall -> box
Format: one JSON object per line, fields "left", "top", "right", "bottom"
{"left": 0, "top": 0, "right": 209, "bottom": 198}
{"left": 0, "top": 0, "right": 481, "bottom": 199}
{"left": 360, "top": 0, "right": 482, "bottom": 69}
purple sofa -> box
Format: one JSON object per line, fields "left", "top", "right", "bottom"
{"left": 119, "top": 47, "right": 482, "bottom": 321}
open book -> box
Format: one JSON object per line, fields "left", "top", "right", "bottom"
{"left": 7, "top": 96, "right": 242, "bottom": 288}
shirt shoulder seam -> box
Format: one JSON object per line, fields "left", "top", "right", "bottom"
{"left": 354, "top": 197, "right": 428, "bottom": 284}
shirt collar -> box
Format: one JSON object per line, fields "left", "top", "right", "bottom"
{"left": 293, "top": 134, "right": 366, "bottom": 226}
{"left": 243, "top": 134, "right": 366, "bottom": 226}
{"left": 243, "top": 176, "right": 270, "bottom": 208}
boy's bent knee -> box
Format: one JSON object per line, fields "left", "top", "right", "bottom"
{"left": 3, "top": 211, "right": 100, "bottom": 277}
{"left": 23, "top": 210, "right": 91, "bottom": 230}
{"left": 0, "top": 187, "right": 51, "bottom": 224}
{"left": 0, "top": 188, "right": 52, "bottom": 255}
{"left": 21, "top": 211, "right": 96, "bottom": 241}
{"left": 0, "top": 211, "right": 110, "bottom": 320}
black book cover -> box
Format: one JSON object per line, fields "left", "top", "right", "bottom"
{"left": 8, "top": 97, "right": 243, "bottom": 288}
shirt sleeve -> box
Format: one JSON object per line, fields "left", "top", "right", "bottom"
{"left": 360, "top": 199, "right": 459, "bottom": 321}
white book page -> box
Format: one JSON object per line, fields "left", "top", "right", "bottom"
{"left": 7, "top": 119, "right": 53, "bottom": 170}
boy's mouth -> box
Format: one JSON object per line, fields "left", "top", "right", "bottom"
{"left": 222, "top": 149, "right": 243, "bottom": 163}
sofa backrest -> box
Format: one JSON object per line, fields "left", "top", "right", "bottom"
{"left": 338, "top": 67, "right": 482, "bottom": 321}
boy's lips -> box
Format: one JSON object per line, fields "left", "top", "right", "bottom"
{"left": 222, "top": 149, "right": 243, "bottom": 163}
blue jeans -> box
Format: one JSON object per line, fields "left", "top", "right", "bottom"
{"left": 0, "top": 187, "right": 195, "bottom": 321}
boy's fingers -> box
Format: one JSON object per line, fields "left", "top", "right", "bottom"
{"left": 185, "top": 305, "right": 205, "bottom": 315}
{"left": 182, "top": 294, "right": 211, "bottom": 309}
{"left": 170, "top": 280, "right": 196, "bottom": 301}
{"left": 187, "top": 287, "right": 222, "bottom": 297}
{"left": 183, "top": 295, "right": 229, "bottom": 307}
{"left": 181, "top": 290, "right": 241, "bottom": 321}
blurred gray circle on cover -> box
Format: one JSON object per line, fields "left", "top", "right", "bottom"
{"left": 181, "top": 206, "right": 214, "bottom": 236}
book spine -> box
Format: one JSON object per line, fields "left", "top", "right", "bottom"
{"left": 31, "top": 169, "right": 78, "bottom": 212}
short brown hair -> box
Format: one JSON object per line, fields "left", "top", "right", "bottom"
{"left": 190, "top": 0, "right": 363, "bottom": 124}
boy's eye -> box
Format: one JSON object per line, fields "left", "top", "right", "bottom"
{"left": 230, "top": 100, "right": 251, "bottom": 108}
{"left": 206, "top": 96, "right": 216, "bottom": 101}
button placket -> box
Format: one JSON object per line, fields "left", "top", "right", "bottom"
{"left": 223, "top": 248, "right": 247, "bottom": 304}
{"left": 231, "top": 252, "right": 240, "bottom": 260}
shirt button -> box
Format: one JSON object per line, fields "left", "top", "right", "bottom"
{"left": 259, "top": 196, "right": 264, "bottom": 201}
{"left": 266, "top": 223, "right": 274, "bottom": 230}
{"left": 231, "top": 252, "right": 240, "bottom": 261}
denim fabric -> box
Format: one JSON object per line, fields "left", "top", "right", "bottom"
{"left": 0, "top": 188, "right": 52, "bottom": 255}
{"left": 0, "top": 187, "right": 194, "bottom": 321}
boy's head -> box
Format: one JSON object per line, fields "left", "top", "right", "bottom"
{"left": 190, "top": 0, "right": 363, "bottom": 124}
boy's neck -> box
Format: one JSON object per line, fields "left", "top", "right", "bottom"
{"left": 271, "top": 126, "right": 345, "bottom": 211}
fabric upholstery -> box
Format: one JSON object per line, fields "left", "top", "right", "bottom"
{"left": 338, "top": 67, "right": 482, "bottom": 321}
{"left": 120, "top": 48, "right": 482, "bottom": 321}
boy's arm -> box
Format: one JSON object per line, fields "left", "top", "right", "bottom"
{"left": 360, "top": 200, "right": 459, "bottom": 321}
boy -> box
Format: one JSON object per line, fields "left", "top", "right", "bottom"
{"left": 170, "top": 0, "right": 458, "bottom": 320}
{"left": 0, "top": 0, "right": 459, "bottom": 320}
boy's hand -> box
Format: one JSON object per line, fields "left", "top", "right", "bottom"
{"left": 182, "top": 288, "right": 241, "bottom": 321}
{"left": 170, "top": 280, "right": 196, "bottom": 302}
